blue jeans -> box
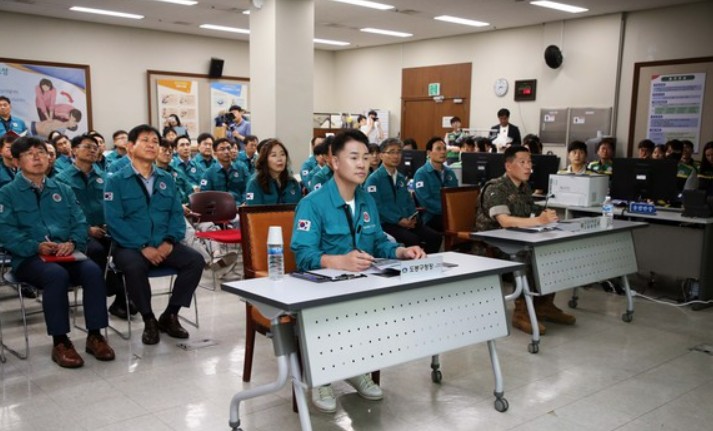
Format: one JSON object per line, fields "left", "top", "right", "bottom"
{"left": 15, "top": 256, "right": 108, "bottom": 336}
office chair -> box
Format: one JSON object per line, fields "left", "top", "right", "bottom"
{"left": 441, "top": 186, "right": 480, "bottom": 251}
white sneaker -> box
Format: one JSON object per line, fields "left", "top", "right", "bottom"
{"left": 345, "top": 374, "right": 383, "bottom": 400}
{"left": 311, "top": 385, "right": 336, "bottom": 413}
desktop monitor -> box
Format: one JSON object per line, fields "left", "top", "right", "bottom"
{"left": 397, "top": 150, "right": 427, "bottom": 180}
{"left": 461, "top": 152, "right": 505, "bottom": 186}
{"left": 529, "top": 154, "right": 560, "bottom": 192}
{"left": 610, "top": 158, "right": 678, "bottom": 203}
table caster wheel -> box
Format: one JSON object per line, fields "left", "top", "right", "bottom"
{"left": 528, "top": 342, "right": 539, "bottom": 354}
{"left": 622, "top": 311, "right": 633, "bottom": 323}
{"left": 568, "top": 299, "right": 578, "bottom": 309}
{"left": 431, "top": 369, "right": 442, "bottom": 383}
{"left": 494, "top": 397, "right": 509, "bottom": 412}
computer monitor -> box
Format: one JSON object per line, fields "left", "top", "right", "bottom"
{"left": 461, "top": 152, "right": 505, "bottom": 186}
{"left": 610, "top": 158, "right": 678, "bottom": 203}
{"left": 529, "top": 154, "right": 560, "bottom": 192}
{"left": 397, "top": 150, "right": 427, "bottom": 180}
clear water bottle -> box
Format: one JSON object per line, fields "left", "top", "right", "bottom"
{"left": 267, "top": 226, "right": 284, "bottom": 280}
{"left": 601, "top": 196, "right": 614, "bottom": 229}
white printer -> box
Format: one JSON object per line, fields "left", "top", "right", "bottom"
{"left": 547, "top": 174, "right": 609, "bottom": 207}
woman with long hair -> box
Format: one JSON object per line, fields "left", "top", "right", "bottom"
{"left": 245, "top": 139, "right": 302, "bottom": 205}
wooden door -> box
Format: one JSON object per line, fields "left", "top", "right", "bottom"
{"left": 402, "top": 99, "right": 469, "bottom": 149}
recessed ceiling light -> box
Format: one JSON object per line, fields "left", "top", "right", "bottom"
{"left": 360, "top": 27, "right": 412, "bottom": 38}
{"left": 332, "top": 0, "right": 394, "bottom": 11}
{"left": 154, "top": 0, "right": 198, "bottom": 6}
{"left": 243, "top": 10, "right": 250, "bottom": 15}
{"left": 314, "top": 38, "right": 351, "bottom": 46}
{"left": 434, "top": 15, "right": 489, "bottom": 28}
{"left": 200, "top": 24, "right": 250, "bottom": 34}
{"left": 69, "top": 6, "right": 144, "bottom": 20}
{"left": 530, "top": 1, "right": 588, "bottom": 14}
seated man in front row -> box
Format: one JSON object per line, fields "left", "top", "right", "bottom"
{"left": 291, "top": 129, "right": 425, "bottom": 413}
{"left": 0, "top": 137, "right": 115, "bottom": 368}
{"left": 104, "top": 124, "right": 204, "bottom": 345}
{"left": 475, "top": 146, "right": 575, "bottom": 335}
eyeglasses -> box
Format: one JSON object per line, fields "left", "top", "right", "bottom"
{"left": 78, "top": 144, "right": 99, "bottom": 151}
{"left": 20, "top": 150, "right": 49, "bottom": 159}
{"left": 383, "top": 150, "right": 402, "bottom": 155}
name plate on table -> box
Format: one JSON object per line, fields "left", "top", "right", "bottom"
{"left": 399, "top": 255, "right": 443, "bottom": 281}
{"left": 556, "top": 217, "right": 602, "bottom": 233}
{"left": 628, "top": 202, "right": 656, "bottom": 215}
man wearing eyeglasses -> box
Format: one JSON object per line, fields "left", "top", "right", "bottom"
{"left": 0, "top": 136, "right": 115, "bottom": 368}
{"left": 104, "top": 125, "right": 204, "bottom": 345}
{"left": 365, "top": 138, "right": 442, "bottom": 253}
{"left": 56, "top": 134, "right": 133, "bottom": 320}
{"left": 199, "top": 137, "right": 250, "bottom": 205}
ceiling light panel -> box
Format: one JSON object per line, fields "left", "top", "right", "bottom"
{"left": 69, "top": 6, "right": 144, "bottom": 20}
{"left": 530, "top": 1, "right": 588, "bottom": 14}
{"left": 200, "top": 24, "right": 250, "bottom": 34}
{"left": 434, "top": 15, "right": 490, "bottom": 27}
{"left": 332, "top": 0, "right": 394, "bottom": 11}
{"left": 360, "top": 27, "right": 412, "bottom": 37}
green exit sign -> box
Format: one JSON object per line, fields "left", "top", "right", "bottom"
{"left": 428, "top": 83, "right": 440, "bottom": 96}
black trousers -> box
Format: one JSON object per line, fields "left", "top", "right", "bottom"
{"left": 112, "top": 243, "right": 204, "bottom": 316}
{"left": 382, "top": 222, "right": 442, "bottom": 254}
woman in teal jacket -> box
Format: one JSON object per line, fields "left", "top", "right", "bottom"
{"left": 245, "top": 139, "right": 302, "bottom": 206}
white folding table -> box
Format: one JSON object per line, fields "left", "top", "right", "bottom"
{"left": 221, "top": 251, "right": 523, "bottom": 431}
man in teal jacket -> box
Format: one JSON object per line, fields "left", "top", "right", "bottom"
{"left": 199, "top": 137, "right": 250, "bottom": 205}
{"left": 413, "top": 136, "right": 459, "bottom": 232}
{"left": 192, "top": 132, "right": 217, "bottom": 178}
{"left": 170, "top": 135, "right": 201, "bottom": 190}
{"left": 104, "top": 125, "right": 204, "bottom": 345}
{"left": 237, "top": 134, "right": 258, "bottom": 175}
{"left": 0, "top": 136, "right": 114, "bottom": 368}
{"left": 365, "top": 138, "right": 442, "bottom": 253}
{"left": 56, "top": 133, "right": 132, "bottom": 319}
{"left": 291, "top": 129, "right": 425, "bottom": 413}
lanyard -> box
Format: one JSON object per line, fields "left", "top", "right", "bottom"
{"left": 341, "top": 204, "right": 358, "bottom": 250}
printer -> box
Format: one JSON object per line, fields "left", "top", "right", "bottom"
{"left": 547, "top": 174, "right": 609, "bottom": 207}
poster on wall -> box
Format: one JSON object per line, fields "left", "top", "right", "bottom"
{"left": 210, "top": 82, "right": 248, "bottom": 122}
{"left": 0, "top": 58, "right": 91, "bottom": 139}
{"left": 647, "top": 72, "right": 706, "bottom": 151}
{"left": 156, "top": 79, "right": 199, "bottom": 137}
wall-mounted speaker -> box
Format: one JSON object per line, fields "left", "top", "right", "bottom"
{"left": 209, "top": 58, "right": 224, "bottom": 78}
{"left": 544, "top": 45, "right": 563, "bottom": 69}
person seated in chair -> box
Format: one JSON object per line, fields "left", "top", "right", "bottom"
{"left": 0, "top": 136, "right": 115, "bottom": 368}
{"left": 365, "top": 138, "right": 442, "bottom": 253}
{"left": 104, "top": 124, "right": 204, "bottom": 345}
{"left": 245, "top": 139, "right": 302, "bottom": 205}
{"left": 587, "top": 137, "right": 615, "bottom": 175}
{"left": 291, "top": 129, "right": 425, "bottom": 413}
{"left": 56, "top": 133, "right": 134, "bottom": 319}
{"left": 558, "top": 141, "right": 592, "bottom": 175}
{"left": 475, "top": 146, "right": 575, "bottom": 335}
{"left": 413, "top": 136, "right": 459, "bottom": 232}
{"left": 199, "top": 137, "right": 250, "bottom": 205}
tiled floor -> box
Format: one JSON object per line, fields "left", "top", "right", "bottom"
{"left": 1, "top": 272, "right": 712, "bottom": 431}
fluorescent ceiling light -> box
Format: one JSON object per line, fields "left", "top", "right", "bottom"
{"left": 243, "top": 10, "right": 250, "bottom": 15}
{"left": 332, "top": 0, "right": 394, "bottom": 11}
{"left": 69, "top": 6, "right": 144, "bottom": 20}
{"left": 314, "top": 38, "right": 350, "bottom": 46}
{"left": 200, "top": 24, "right": 250, "bottom": 34}
{"left": 360, "top": 27, "right": 412, "bottom": 38}
{"left": 434, "top": 15, "right": 489, "bottom": 28}
{"left": 154, "top": 0, "right": 198, "bottom": 5}
{"left": 530, "top": 1, "right": 588, "bottom": 14}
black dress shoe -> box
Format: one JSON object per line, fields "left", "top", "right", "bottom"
{"left": 142, "top": 318, "right": 160, "bottom": 345}
{"left": 158, "top": 313, "right": 189, "bottom": 339}
{"left": 20, "top": 285, "right": 37, "bottom": 299}
{"left": 108, "top": 300, "right": 129, "bottom": 320}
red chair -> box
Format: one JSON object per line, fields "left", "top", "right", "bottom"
{"left": 189, "top": 191, "right": 242, "bottom": 290}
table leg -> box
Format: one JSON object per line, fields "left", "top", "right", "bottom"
{"left": 228, "top": 317, "right": 312, "bottom": 431}
{"left": 520, "top": 274, "right": 540, "bottom": 354}
{"left": 620, "top": 275, "right": 634, "bottom": 323}
{"left": 430, "top": 354, "right": 442, "bottom": 383}
{"left": 487, "top": 339, "right": 509, "bottom": 412}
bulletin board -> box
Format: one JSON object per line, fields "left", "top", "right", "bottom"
{"left": 147, "top": 70, "right": 249, "bottom": 139}
{"left": 628, "top": 57, "right": 713, "bottom": 157}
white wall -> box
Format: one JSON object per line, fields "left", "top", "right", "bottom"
{"left": 616, "top": 1, "right": 713, "bottom": 153}
{"left": 334, "top": 14, "right": 623, "bottom": 145}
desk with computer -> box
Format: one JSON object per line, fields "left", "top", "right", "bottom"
{"left": 544, "top": 158, "right": 713, "bottom": 308}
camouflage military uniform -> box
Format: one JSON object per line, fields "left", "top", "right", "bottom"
{"left": 586, "top": 160, "right": 613, "bottom": 175}
{"left": 475, "top": 175, "right": 541, "bottom": 232}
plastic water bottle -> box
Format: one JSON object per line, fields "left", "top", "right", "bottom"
{"left": 267, "top": 226, "right": 284, "bottom": 280}
{"left": 601, "top": 196, "right": 614, "bottom": 229}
